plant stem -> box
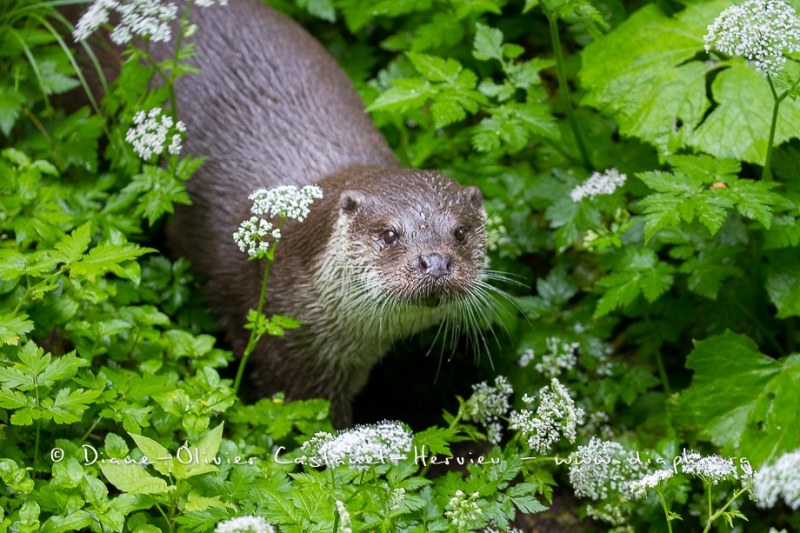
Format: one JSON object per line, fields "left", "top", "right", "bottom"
{"left": 762, "top": 76, "right": 780, "bottom": 181}
{"left": 656, "top": 489, "right": 673, "bottom": 533}
{"left": 233, "top": 253, "right": 273, "bottom": 394}
{"left": 702, "top": 485, "right": 750, "bottom": 533}
{"left": 541, "top": 2, "right": 592, "bottom": 169}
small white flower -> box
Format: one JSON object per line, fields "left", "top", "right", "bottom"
{"left": 518, "top": 348, "right": 535, "bottom": 367}
{"left": 301, "top": 420, "right": 412, "bottom": 470}
{"left": 679, "top": 450, "right": 739, "bottom": 484}
{"left": 125, "top": 107, "right": 186, "bottom": 160}
{"left": 214, "top": 515, "right": 274, "bottom": 533}
{"left": 484, "top": 213, "right": 507, "bottom": 253}
{"left": 387, "top": 488, "right": 406, "bottom": 511}
{"left": 629, "top": 469, "right": 674, "bottom": 499}
{"left": 249, "top": 184, "right": 324, "bottom": 222}
{"left": 704, "top": 0, "right": 800, "bottom": 77}
{"left": 444, "top": 489, "right": 483, "bottom": 529}
{"left": 462, "top": 376, "right": 513, "bottom": 444}
{"left": 570, "top": 168, "right": 626, "bottom": 202}
{"left": 509, "top": 378, "right": 585, "bottom": 454}
{"left": 533, "top": 337, "right": 579, "bottom": 378}
{"left": 335, "top": 500, "right": 352, "bottom": 533}
{"left": 568, "top": 437, "right": 649, "bottom": 501}
{"left": 74, "top": 0, "right": 228, "bottom": 43}
{"left": 754, "top": 448, "right": 800, "bottom": 509}
{"left": 233, "top": 216, "right": 280, "bottom": 258}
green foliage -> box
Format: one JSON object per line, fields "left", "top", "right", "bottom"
{"left": 2, "top": 0, "right": 800, "bottom": 530}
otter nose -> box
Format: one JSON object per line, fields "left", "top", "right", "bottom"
{"left": 418, "top": 253, "right": 452, "bottom": 279}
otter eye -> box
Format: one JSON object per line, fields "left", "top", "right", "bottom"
{"left": 381, "top": 229, "right": 398, "bottom": 245}
{"left": 454, "top": 226, "right": 467, "bottom": 242}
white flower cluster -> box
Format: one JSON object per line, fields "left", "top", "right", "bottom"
{"left": 215, "top": 515, "right": 274, "bottom": 533}
{"left": 125, "top": 107, "right": 186, "bottom": 160}
{"left": 538, "top": 337, "right": 579, "bottom": 378}
{"left": 387, "top": 488, "right": 406, "bottom": 511}
{"left": 679, "top": 450, "right": 740, "bottom": 485}
{"left": 754, "top": 448, "right": 800, "bottom": 509}
{"left": 233, "top": 216, "right": 281, "bottom": 258}
{"left": 234, "top": 185, "right": 323, "bottom": 258}
{"left": 444, "top": 490, "right": 483, "bottom": 529}
{"left": 518, "top": 348, "right": 535, "bottom": 367}
{"left": 629, "top": 469, "right": 674, "bottom": 499}
{"left": 74, "top": 0, "right": 228, "bottom": 44}
{"left": 704, "top": 0, "right": 800, "bottom": 77}
{"left": 249, "top": 185, "right": 324, "bottom": 222}
{"left": 462, "top": 375, "right": 513, "bottom": 444}
{"left": 570, "top": 168, "right": 627, "bottom": 202}
{"left": 301, "top": 421, "right": 412, "bottom": 470}
{"left": 335, "top": 501, "right": 352, "bottom": 533}
{"left": 484, "top": 213, "right": 507, "bottom": 253}
{"left": 568, "top": 437, "right": 649, "bottom": 500}
{"left": 74, "top": 0, "right": 177, "bottom": 44}
{"left": 509, "top": 378, "right": 585, "bottom": 454}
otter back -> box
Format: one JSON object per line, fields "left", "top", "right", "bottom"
{"left": 161, "top": 1, "right": 488, "bottom": 426}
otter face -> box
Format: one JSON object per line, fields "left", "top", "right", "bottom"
{"left": 338, "top": 170, "right": 486, "bottom": 308}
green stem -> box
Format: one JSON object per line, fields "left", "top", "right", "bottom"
{"left": 541, "top": 2, "right": 592, "bottom": 169}
{"left": 656, "top": 489, "right": 673, "bottom": 533}
{"left": 762, "top": 76, "right": 780, "bottom": 181}
{"left": 233, "top": 253, "right": 273, "bottom": 395}
{"left": 702, "top": 485, "right": 750, "bottom": 533}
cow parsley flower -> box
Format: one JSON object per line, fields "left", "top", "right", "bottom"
{"left": 233, "top": 216, "right": 281, "bottom": 258}
{"left": 537, "top": 337, "right": 579, "bottom": 378}
{"left": 570, "top": 168, "right": 627, "bottom": 202}
{"left": 753, "top": 448, "right": 800, "bottom": 509}
{"left": 679, "top": 450, "right": 739, "bottom": 484}
{"left": 568, "top": 437, "right": 648, "bottom": 501}
{"left": 462, "top": 376, "right": 512, "bottom": 444}
{"left": 335, "top": 501, "right": 352, "bottom": 533}
{"left": 249, "top": 185, "right": 324, "bottom": 222}
{"left": 509, "top": 378, "right": 585, "bottom": 454}
{"left": 74, "top": 0, "right": 179, "bottom": 44}
{"left": 704, "top": 0, "right": 800, "bottom": 77}
{"left": 215, "top": 515, "right": 274, "bottom": 533}
{"left": 125, "top": 107, "right": 186, "bottom": 160}
{"left": 301, "top": 421, "right": 412, "bottom": 470}
{"left": 629, "top": 469, "right": 675, "bottom": 499}
{"left": 444, "top": 490, "right": 483, "bottom": 529}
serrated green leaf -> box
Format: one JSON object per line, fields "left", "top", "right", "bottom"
{"left": 70, "top": 243, "right": 153, "bottom": 280}
{"left": 129, "top": 433, "right": 173, "bottom": 477}
{"left": 0, "top": 87, "right": 25, "bottom": 136}
{"left": 407, "top": 52, "right": 461, "bottom": 83}
{"left": 594, "top": 249, "right": 675, "bottom": 317}
{"left": 0, "top": 312, "right": 34, "bottom": 345}
{"left": 366, "top": 79, "right": 432, "bottom": 112}
{"left": 48, "top": 388, "right": 102, "bottom": 424}
{"left": 54, "top": 222, "right": 92, "bottom": 264}
{"left": 0, "top": 249, "right": 27, "bottom": 280}
{"left": 473, "top": 23, "right": 504, "bottom": 61}
{"left": 680, "top": 331, "right": 800, "bottom": 465}
{"left": 99, "top": 462, "right": 170, "bottom": 495}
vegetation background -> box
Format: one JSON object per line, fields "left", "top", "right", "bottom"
{"left": 1, "top": 0, "right": 799, "bottom": 530}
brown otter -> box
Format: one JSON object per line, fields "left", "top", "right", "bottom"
{"left": 109, "top": 0, "right": 492, "bottom": 425}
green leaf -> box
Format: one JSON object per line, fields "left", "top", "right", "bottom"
{"left": 296, "top": 0, "right": 336, "bottom": 21}
{"left": 407, "top": 52, "right": 462, "bottom": 83}
{"left": 473, "top": 23, "right": 504, "bottom": 61}
{"left": 70, "top": 243, "right": 153, "bottom": 280}
{"left": 680, "top": 331, "right": 800, "bottom": 465}
{"left": 47, "top": 388, "right": 102, "bottom": 424}
{"left": 0, "top": 249, "right": 27, "bottom": 280}
{"left": 179, "top": 422, "right": 223, "bottom": 479}
{"left": 129, "top": 433, "right": 173, "bottom": 477}
{"left": 98, "top": 463, "right": 170, "bottom": 495}
{"left": 0, "top": 86, "right": 25, "bottom": 135}
{"left": 594, "top": 249, "right": 675, "bottom": 317}
{"left": 0, "top": 312, "right": 34, "bottom": 345}
{"left": 766, "top": 250, "right": 800, "bottom": 318}
{"left": 54, "top": 223, "right": 92, "bottom": 265}
{"left": 366, "top": 79, "right": 432, "bottom": 112}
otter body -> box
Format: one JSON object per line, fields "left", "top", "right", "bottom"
{"left": 165, "top": 0, "right": 487, "bottom": 425}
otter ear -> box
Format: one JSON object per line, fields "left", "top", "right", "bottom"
{"left": 339, "top": 190, "right": 365, "bottom": 213}
{"left": 463, "top": 186, "right": 483, "bottom": 210}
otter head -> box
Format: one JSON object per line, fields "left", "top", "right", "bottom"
{"left": 337, "top": 169, "right": 486, "bottom": 308}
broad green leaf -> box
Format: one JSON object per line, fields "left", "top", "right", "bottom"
{"left": 680, "top": 331, "right": 800, "bottom": 465}
{"left": 129, "top": 433, "right": 173, "bottom": 477}
{"left": 99, "top": 463, "right": 170, "bottom": 495}
{"left": 766, "top": 250, "right": 800, "bottom": 318}
{"left": 40, "top": 510, "right": 93, "bottom": 533}
{"left": 179, "top": 422, "right": 223, "bottom": 479}
{"left": 0, "top": 249, "right": 27, "bottom": 280}
{"left": 0, "top": 312, "right": 33, "bottom": 345}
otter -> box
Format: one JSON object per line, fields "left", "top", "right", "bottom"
{"left": 145, "top": 0, "right": 489, "bottom": 425}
